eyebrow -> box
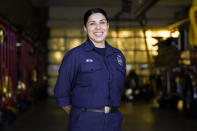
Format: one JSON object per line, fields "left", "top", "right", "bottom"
{"left": 88, "top": 19, "right": 107, "bottom": 23}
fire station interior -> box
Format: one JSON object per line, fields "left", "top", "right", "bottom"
{"left": 1, "top": 0, "right": 197, "bottom": 130}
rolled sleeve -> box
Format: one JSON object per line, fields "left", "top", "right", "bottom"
{"left": 54, "top": 51, "right": 78, "bottom": 107}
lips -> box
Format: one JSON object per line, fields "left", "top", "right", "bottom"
{"left": 94, "top": 32, "right": 103, "bottom": 37}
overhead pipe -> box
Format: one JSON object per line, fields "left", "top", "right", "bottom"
{"left": 168, "top": 18, "right": 189, "bottom": 29}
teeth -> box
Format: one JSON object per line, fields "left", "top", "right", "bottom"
{"left": 94, "top": 32, "right": 103, "bottom": 37}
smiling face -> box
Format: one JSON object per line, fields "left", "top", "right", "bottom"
{"left": 84, "top": 13, "right": 109, "bottom": 47}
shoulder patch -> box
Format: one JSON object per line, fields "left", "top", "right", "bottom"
{"left": 117, "top": 55, "right": 123, "bottom": 66}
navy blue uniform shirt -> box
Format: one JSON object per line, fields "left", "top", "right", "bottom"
{"left": 54, "top": 39, "right": 126, "bottom": 108}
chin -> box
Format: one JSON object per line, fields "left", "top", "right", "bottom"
{"left": 94, "top": 36, "right": 106, "bottom": 41}
{"left": 94, "top": 39, "right": 105, "bottom": 43}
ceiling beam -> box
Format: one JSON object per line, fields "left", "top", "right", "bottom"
{"left": 157, "top": 0, "right": 192, "bottom": 6}
{"left": 134, "top": 0, "right": 160, "bottom": 18}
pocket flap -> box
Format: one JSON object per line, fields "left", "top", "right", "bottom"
{"left": 81, "top": 64, "right": 103, "bottom": 73}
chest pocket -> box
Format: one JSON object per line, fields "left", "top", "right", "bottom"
{"left": 80, "top": 63, "right": 103, "bottom": 73}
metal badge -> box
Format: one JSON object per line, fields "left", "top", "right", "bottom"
{"left": 117, "top": 55, "right": 123, "bottom": 66}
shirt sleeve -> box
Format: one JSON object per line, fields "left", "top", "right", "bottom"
{"left": 123, "top": 54, "right": 126, "bottom": 75}
{"left": 54, "top": 51, "right": 78, "bottom": 107}
{"left": 120, "top": 51, "right": 127, "bottom": 76}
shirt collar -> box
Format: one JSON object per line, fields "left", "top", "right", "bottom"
{"left": 84, "top": 38, "right": 119, "bottom": 56}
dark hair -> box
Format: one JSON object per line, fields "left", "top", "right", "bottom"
{"left": 83, "top": 8, "right": 109, "bottom": 27}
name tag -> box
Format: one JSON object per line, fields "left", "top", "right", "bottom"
{"left": 86, "top": 59, "right": 93, "bottom": 62}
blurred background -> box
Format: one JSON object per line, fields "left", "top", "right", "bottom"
{"left": 0, "top": 0, "right": 197, "bottom": 130}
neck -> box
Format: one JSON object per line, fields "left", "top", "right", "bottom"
{"left": 92, "top": 41, "right": 105, "bottom": 48}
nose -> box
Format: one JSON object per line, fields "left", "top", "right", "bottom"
{"left": 95, "top": 23, "right": 101, "bottom": 29}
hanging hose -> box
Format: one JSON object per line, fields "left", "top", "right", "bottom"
{"left": 189, "top": 0, "right": 197, "bottom": 46}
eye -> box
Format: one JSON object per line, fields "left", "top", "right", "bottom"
{"left": 89, "top": 22, "right": 95, "bottom": 26}
{"left": 100, "top": 21, "right": 106, "bottom": 24}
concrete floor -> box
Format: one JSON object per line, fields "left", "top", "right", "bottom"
{"left": 4, "top": 98, "right": 197, "bottom": 131}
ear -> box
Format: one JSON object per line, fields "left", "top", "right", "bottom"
{"left": 83, "top": 26, "right": 87, "bottom": 32}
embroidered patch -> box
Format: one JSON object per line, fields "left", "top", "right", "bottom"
{"left": 117, "top": 55, "right": 123, "bottom": 66}
{"left": 86, "top": 59, "right": 93, "bottom": 62}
